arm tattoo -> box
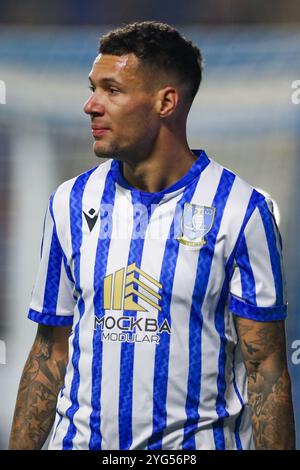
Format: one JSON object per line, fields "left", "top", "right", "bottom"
{"left": 235, "top": 318, "right": 295, "bottom": 450}
{"left": 248, "top": 367, "right": 295, "bottom": 450}
{"left": 9, "top": 326, "right": 69, "bottom": 450}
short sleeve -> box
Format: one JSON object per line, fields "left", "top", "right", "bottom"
{"left": 230, "top": 198, "right": 287, "bottom": 322}
{"left": 28, "top": 195, "right": 76, "bottom": 326}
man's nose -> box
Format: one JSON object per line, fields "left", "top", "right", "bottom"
{"left": 83, "top": 93, "right": 105, "bottom": 116}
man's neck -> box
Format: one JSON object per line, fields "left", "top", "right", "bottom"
{"left": 121, "top": 145, "right": 198, "bottom": 193}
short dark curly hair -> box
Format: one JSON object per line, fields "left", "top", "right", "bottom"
{"left": 99, "top": 21, "right": 203, "bottom": 105}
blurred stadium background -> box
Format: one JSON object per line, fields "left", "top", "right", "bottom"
{"left": 0, "top": 0, "right": 300, "bottom": 449}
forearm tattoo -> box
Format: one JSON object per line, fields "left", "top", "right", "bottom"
{"left": 236, "top": 319, "right": 295, "bottom": 450}
{"left": 9, "top": 326, "right": 68, "bottom": 450}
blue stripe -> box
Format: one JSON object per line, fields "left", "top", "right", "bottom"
{"left": 183, "top": 169, "right": 235, "bottom": 450}
{"left": 89, "top": 170, "right": 117, "bottom": 450}
{"left": 61, "top": 166, "right": 98, "bottom": 450}
{"left": 62, "top": 252, "right": 75, "bottom": 285}
{"left": 213, "top": 189, "right": 265, "bottom": 449}
{"left": 213, "top": 282, "right": 231, "bottom": 450}
{"left": 147, "top": 178, "right": 207, "bottom": 450}
{"left": 49, "top": 192, "right": 75, "bottom": 288}
{"left": 118, "top": 192, "right": 151, "bottom": 450}
{"left": 42, "top": 194, "right": 63, "bottom": 314}
{"left": 237, "top": 234, "right": 257, "bottom": 306}
{"left": 230, "top": 295, "right": 287, "bottom": 321}
{"left": 231, "top": 226, "right": 257, "bottom": 450}
{"left": 258, "top": 200, "right": 284, "bottom": 305}
{"left": 212, "top": 420, "right": 225, "bottom": 449}
{"left": 28, "top": 308, "right": 73, "bottom": 326}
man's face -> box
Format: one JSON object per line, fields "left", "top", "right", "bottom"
{"left": 84, "top": 53, "right": 160, "bottom": 160}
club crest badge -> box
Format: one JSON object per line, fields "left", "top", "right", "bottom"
{"left": 177, "top": 203, "right": 216, "bottom": 247}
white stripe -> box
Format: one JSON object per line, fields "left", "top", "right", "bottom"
{"left": 55, "top": 259, "right": 75, "bottom": 316}
{"left": 268, "top": 203, "right": 287, "bottom": 304}
{"left": 29, "top": 202, "right": 54, "bottom": 313}
{"left": 212, "top": 178, "right": 256, "bottom": 441}
{"left": 198, "top": 171, "right": 253, "bottom": 427}
{"left": 50, "top": 163, "right": 110, "bottom": 449}
{"left": 49, "top": 304, "right": 82, "bottom": 449}
{"left": 70, "top": 162, "right": 112, "bottom": 449}
{"left": 52, "top": 177, "right": 77, "bottom": 265}
{"left": 238, "top": 404, "right": 255, "bottom": 450}
{"left": 230, "top": 266, "right": 242, "bottom": 299}
{"left": 232, "top": 343, "right": 248, "bottom": 406}
{"left": 223, "top": 337, "right": 244, "bottom": 431}
{"left": 130, "top": 192, "right": 183, "bottom": 450}
{"left": 47, "top": 173, "right": 86, "bottom": 449}
{"left": 48, "top": 306, "right": 78, "bottom": 449}
{"left": 52, "top": 175, "right": 79, "bottom": 315}
{"left": 219, "top": 175, "right": 254, "bottom": 261}
{"left": 100, "top": 183, "right": 135, "bottom": 450}
{"left": 194, "top": 427, "right": 216, "bottom": 449}
{"left": 49, "top": 410, "right": 63, "bottom": 450}
{"left": 244, "top": 207, "right": 277, "bottom": 307}
{"left": 163, "top": 161, "right": 222, "bottom": 449}
{"left": 223, "top": 419, "right": 237, "bottom": 450}
{"left": 228, "top": 342, "right": 253, "bottom": 449}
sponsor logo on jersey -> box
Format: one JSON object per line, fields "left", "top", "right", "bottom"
{"left": 95, "top": 262, "right": 167, "bottom": 344}
{"left": 94, "top": 315, "right": 171, "bottom": 345}
{"left": 103, "top": 262, "right": 162, "bottom": 312}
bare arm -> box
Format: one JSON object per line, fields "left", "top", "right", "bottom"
{"left": 234, "top": 316, "right": 295, "bottom": 450}
{"left": 9, "top": 324, "right": 71, "bottom": 450}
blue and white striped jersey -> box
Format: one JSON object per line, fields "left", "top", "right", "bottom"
{"left": 28, "top": 149, "right": 287, "bottom": 450}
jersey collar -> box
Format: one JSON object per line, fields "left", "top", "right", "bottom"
{"left": 110, "top": 149, "right": 210, "bottom": 198}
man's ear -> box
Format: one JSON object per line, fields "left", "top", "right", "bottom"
{"left": 155, "top": 86, "right": 179, "bottom": 118}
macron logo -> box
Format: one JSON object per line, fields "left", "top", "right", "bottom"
{"left": 83, "top": 208, "right": 98, "bottom": 232}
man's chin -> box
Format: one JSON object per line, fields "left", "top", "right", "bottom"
{"left": 93, "top": 142, "right": 116, "bottom": 159}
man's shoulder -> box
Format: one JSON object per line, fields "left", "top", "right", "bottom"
{"left": 207, "top": 156, "right": 266, "bottom": 208}
{"left": 52, "top": 159, "right": 113, "bottom": 202}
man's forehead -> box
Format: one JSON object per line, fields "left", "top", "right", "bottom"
{"left": 91, "top": 53, "right": 139, "bottom": 78}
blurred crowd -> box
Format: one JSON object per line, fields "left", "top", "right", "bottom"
{"left": 1, "top": 0, "right": 300, "bottom": 25}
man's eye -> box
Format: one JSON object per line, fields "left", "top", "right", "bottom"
{"left": 109, "top": 87, "right": 119, "bottom": 94}
{"left": 89, "top": 85, "right": 95, "bottom": 92}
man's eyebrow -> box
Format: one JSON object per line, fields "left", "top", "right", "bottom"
{"left": 88, "top": 76, "right": 123, "bottom": 86}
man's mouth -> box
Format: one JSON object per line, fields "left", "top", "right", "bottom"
{"left": 91, "top": 126, "right": 110, "bottom": 137}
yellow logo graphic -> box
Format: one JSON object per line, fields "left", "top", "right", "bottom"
{"left": 103, "top": 262, "right": 162, "bottom": 312}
